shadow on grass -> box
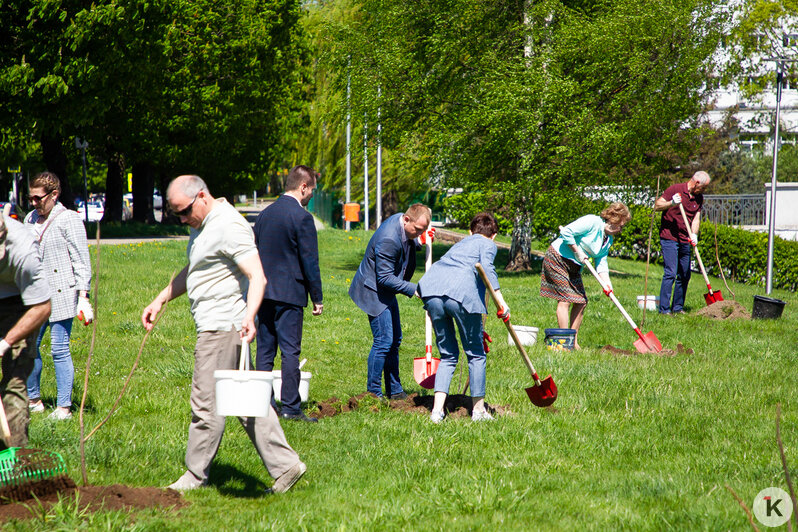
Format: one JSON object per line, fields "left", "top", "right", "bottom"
{"left": 209, "top": 463, "right": 270, "bottom": 498}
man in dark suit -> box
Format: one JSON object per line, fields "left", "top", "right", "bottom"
{"left": 349, "top": 204, "right": 432, "bottom": 399}
{"left": 254, "top": 165, "right": 323, "bottom": 423}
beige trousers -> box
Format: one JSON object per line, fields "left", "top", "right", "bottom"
{"left": 185, "top": 328, "right": 300, "bottom": 483}
{"left": 0, "top": 296, "right": 36, "bottom": 449}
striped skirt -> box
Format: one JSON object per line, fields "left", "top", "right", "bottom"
{"left": 540, "top": 246, "right": 587, "bottom": 304}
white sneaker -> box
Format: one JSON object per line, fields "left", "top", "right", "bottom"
{"left": 29, "top": 401, "right": 45, "bottom": 413}
{"left": 47, "top": 409, "right": 72, "bottom": 420}
{"left": 167, "top": 471, "right": 205, "bottom": 491}
{"left": 430, "top": 410, "right": 445, "bottom": 424}
{"left": 471, "top": 410, "right": 494, "bottom": 421}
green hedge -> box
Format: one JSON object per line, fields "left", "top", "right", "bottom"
{"left": 611, "top": 205, "right": 798, "bottom": 291}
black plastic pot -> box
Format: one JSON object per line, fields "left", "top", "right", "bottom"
{"left": 752, "top": 295, "right": 786, "bottom": 320}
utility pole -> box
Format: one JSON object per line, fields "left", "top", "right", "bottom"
{"left": 363, "top": 113, "right": 369, "bottom": 230}
{"left": 376, "top": 86, "right": 382, "bottom": 229}
{"left": 345, "top": 64, "right": 352, "bottom": 232}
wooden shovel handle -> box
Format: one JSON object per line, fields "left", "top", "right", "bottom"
{"left": 475, "top": 263, "right": 541, "bottom": 385}
{"left": 677, "top": 203, "right": 713, "bottom": 291}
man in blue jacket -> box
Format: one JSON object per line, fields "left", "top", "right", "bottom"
{"left": 349, "top": 204, "right": 431, "bottom": 399}
{"left": 254, "top": 165, "right": 324, "bottom": 422}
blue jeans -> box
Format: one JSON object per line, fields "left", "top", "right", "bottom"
{"left": 366, "top": 301, "right": 403, "bottom": 397}
{"left": 424, "top": 296, "right": 486, "bottom": 397}
{"left": 26, "top": 319, "right": 74, "bottom": 408}
{"left": 659, "top": 239, "right": 692, "bottom": 313}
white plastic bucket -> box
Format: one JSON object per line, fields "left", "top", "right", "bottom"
{"left": 508, "top": 325, "right": 539, "bottom": 346}
{"left": 214, "top": 342, "right": 273, "bottom": 418}
{"left": 272, "top": 370, "right": 312, "bottom": 403}
{"left": 636, "top": 295, "right": 660, "bottom": 311}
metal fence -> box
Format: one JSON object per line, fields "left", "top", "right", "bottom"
{"left": 308, "top": 187, "right": 342, "bottom": 228}
{"left": 702, "top": 194, "right": 765, "bottom": 226}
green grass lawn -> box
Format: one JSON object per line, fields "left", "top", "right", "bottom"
{"left": 10, "top": 229, "right": 798, "bottom": 531}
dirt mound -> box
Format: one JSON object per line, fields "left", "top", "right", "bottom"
{"left": 696, "top": 300, "right": 750, "bottom": 320}
{"left": 601, "top": 343, "right": 694, "bottom": 357}
{"left": 310, "top": 392, "right": 511, "bottom": 419}
{"left": 0, "top": 482, "right": 187, "bottom": 522}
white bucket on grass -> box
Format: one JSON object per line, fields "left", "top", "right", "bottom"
{"left": 272, "top": 370, "right": 312, "bottom": 403}
{"left": 214, "top": 343, "right": 273, "bottom": 418}
{"left": 637, "top": 295, "right": 660, "bottom": 311}
{"left": 508, "top": 325, "right": 539, "bottom": 346}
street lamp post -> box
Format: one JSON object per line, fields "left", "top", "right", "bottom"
{"left": 762, "top": 51, "right": 798, "bottom": 294}
{"left": 75, "top": 137, "right": 89, "bottom": 223}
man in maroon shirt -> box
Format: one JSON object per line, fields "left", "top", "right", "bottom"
{"left": 653, "top": 171, "right": 711, "bottom": 314}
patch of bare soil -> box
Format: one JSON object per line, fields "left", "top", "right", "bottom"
{"left": 695, "top": 300, "right": 751, "bottom": 320}
{"left": 601, "top": 343, "right": 694, "bottom": 357}
{"left": 0, "top": 480, "right": 187, "bottom": 523}
{"left": 310, "top": 392, "right": 511, "bottom": 419}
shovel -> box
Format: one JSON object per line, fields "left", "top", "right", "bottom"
{"left": 678, "top": 204, "right": 723, "bottom": 306}
{"left": 475, "top": 263, "right": 557, "bottom": 407}
{"left": 580, "top": 255, "right": 663, "bottom": 353}
{"left": 413, "top": 240, "right": 439, "bottom": 389}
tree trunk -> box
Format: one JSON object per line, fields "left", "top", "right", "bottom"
{"left": 40, "top": 132, "right": 76, "bottom": 209}
{"left": 506, "top": 209, "right": 534, "bottom": 271}
{"left": 103, "top": 152, "right": 125, "bottom": 222}
{"left": 132, "top": 162, "right": 155, "bottom": 223}
{"left": 382, "top": 189, "right": 398, "bottom": 218}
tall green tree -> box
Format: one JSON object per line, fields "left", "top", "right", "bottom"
{"left": 0, "top": 0, "right": 307, "bottom": 220}
{"left": 321, "top": 0, "right": 726, "bottom": 269}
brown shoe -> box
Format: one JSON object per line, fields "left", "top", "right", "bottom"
{"left": 271, "top": 461, "right": 306, "bottom": 493}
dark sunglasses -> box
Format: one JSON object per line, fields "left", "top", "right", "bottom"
{"left": 170, "top": 193, "right": 199, "bottom": 217}
{"left": 28, "top": 192, "right": 53, "bottom": 203}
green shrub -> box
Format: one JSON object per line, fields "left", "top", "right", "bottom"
{"left": 611, "top": 206, "right": 798, "bottom": 291}
{"left": 440, "top": 191, "right": 513, "bottom": 234}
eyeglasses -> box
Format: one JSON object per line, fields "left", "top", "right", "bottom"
{"left": 28, "top": 192, "right": 53, "bottom": 203}
{"left": 170, "top": 193, "right": 199, "bottom": 217}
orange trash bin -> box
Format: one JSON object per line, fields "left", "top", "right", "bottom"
{"left": 343, "top": 202, "right": 361, "bottom": 222}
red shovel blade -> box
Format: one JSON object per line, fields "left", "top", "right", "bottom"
{"left": 413, "top": 355, "right": 440, "bottom": 389}
{"left": 704, "top": 289, "right": 723, "bottom": 306}
{"left": 525, "top": 375, "right": 558, "bottom": 407}
{"left": 633, "top": 331, "right": 662, "bottom": 353}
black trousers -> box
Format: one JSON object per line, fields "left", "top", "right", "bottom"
{"left": 256, "top": 300, "right": 304, "bottom": 415}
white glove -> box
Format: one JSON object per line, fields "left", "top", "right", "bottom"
{"left": 689, "top": 232, "right": 698, "bottom": 246}
{"left": 77, "top": 297, "right": 94, "bottom": 325}
{"left": 574, "top": 249, "right": 589, "bottom": 264}
{"left": 0, "top": 339, "right": 10, "bottom": 357}
{"left": 672, "top": 193, "right": 682, "bottom": 205}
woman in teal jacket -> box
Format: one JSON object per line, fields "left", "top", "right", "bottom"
{"left": 540, "top": 203, "right": 631, "bottom": 349}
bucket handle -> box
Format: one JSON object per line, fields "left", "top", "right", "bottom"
{"left": 238, "top": 340, "right": 251, "bottom": 372}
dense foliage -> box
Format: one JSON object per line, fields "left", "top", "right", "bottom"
{"left": 0, "top": 0, "right": 307, "bottom": 217}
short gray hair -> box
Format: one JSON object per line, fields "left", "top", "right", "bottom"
{"left": 168, "top": 175, "right": 209, "bottom": 199}
{"left": 692, "top": 171, "right": 711, "bottom": 185}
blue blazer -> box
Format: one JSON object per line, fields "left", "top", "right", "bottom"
{"left": 349, "top": 213, "right": 419, "bottom": 316}
{"left": 417, "top": 234, "right": 499, "bottom": 314}
{"left": 254, "top": 194, "right": 323, "bottom": 307}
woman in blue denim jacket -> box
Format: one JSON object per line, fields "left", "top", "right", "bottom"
{"left": 417, "top": 213, "right": 509, "bottom": 423}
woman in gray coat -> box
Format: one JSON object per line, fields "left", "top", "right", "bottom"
{"left": 25, "top": 172, "right": 93, "bottom": 420}
{"left": 417, "top": 213, "right": 509, "bottom": 423}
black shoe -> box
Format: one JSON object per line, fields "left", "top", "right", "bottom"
{"left": 388, "top": 392, "right": 408, "bottom": 400}
{"left": 280, "top": 411, "right": 318, "bottom": 423}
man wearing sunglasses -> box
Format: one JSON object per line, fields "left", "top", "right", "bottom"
{"left": 141, "top": 175, "right": 306, "bottom": 494}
